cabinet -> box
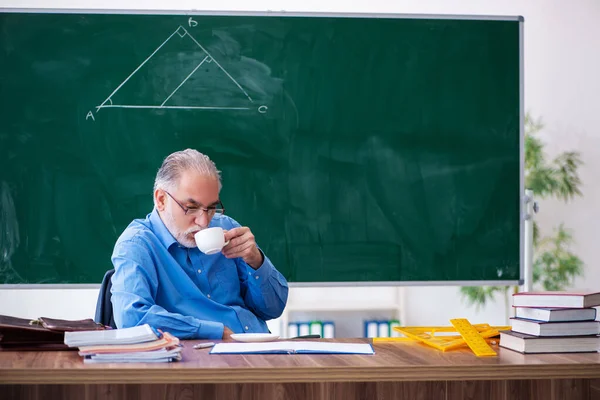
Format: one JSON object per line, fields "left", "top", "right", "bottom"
{"left": 270, "top": 287, "right": 405, "bottom": 338}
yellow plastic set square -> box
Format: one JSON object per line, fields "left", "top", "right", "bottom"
{"left": 374, "top": 318, "right": 510, "bottom": 357}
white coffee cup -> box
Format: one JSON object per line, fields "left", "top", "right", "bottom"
{"left": 194, "top": 227, "right": 230, "bottom": 255}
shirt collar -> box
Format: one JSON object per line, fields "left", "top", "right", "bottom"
{"left": 149, "top": 208, "right": 178, "bottom": 250}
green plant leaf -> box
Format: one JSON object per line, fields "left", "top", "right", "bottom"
{"left": 459, "top": 286, "right": 506, "bottom": 310}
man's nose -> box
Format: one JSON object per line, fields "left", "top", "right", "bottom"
{"left": 194, "top": 211, "right": 210, "bottom": 228}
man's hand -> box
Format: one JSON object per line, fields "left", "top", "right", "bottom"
{"left": 222, "top": 227, "right": 264, "bottom": 269}
{"left": 222, "top": 326, "right": 234, "bottom": 340}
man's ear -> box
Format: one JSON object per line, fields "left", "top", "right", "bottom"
{"left": 155, "top": 189, "right": 167, "bottom": 211}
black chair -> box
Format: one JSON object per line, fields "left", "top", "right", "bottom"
{"left": 95, "top": 269, "right": 117, "bottom": 328}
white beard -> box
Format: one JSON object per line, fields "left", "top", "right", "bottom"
{"left": 161, "top": 208, "right": 202, "bottom": 248}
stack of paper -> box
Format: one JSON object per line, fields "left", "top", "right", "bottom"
{"left": 64, "top": 324, "right": 182, "bottom": 363}
{"left": 82, "top": 347, "right": 183, "bottom": 363}
{"left": 64, "top": 324, "right": 158, "bottom": 347}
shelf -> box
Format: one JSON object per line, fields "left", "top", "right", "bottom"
{"left": 285, "top": 304, "right": 399, "bottom": 312}
{"left": 284, "top": 286, "right": 403, "bottom": 312}
{"left": 276, "top": 287, "right": 405, "bottom": 338}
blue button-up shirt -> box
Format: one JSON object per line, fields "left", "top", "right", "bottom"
{"left": 110, "top": 209, "right": 289, "bottom": 339}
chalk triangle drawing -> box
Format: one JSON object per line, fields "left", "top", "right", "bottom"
{"left": 96, "top": 26, "right": 262, "bottom": 112}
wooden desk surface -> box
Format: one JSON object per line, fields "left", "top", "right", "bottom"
{"left": 1, "top": 339, "right": 600, "bottom": 385}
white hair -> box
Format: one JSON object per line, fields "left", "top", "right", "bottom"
{"left": 153, "top": 149, "right": 222, "bottom": 194}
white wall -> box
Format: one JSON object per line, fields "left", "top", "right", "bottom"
{"left": 1, "top": 0, "right": 598, "bottom": 334}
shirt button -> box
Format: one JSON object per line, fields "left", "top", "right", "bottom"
{"left": 197, "top": 269, "right": 202, "bottom": 273}
{"left": 255, "top": 276, "right": 259, "bottom": 280}
{"left": 245, "top": 326, "right": 249, "bottom": 330}
{"left": 207, "top": 294, "right": 211, "bottom": 299}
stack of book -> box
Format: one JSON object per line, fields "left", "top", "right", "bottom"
{"left": 64, "top": 324, "right": 182, "bottom": 363}
{"left": 500, "top": 291, "right": 600, "bottom": 354}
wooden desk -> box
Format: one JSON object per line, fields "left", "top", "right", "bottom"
{"left": 1, "top": 339, "right": 600, "bottom": 400}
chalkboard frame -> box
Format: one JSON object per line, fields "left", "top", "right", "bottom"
{"left": 0, "top": 8, "right": 525, "bottom": 288}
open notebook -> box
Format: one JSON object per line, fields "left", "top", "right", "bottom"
{"left": 210, "top": 341, "right": 374, "bottom": 355}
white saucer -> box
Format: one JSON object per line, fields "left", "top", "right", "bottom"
{"left": 230, "top": 333, "right": 280, "bottom": 343}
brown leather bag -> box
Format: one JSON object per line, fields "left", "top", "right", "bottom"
{"left": 0, "top": 315, "right": 108, "bottom": 351}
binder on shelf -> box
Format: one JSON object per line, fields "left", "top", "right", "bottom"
{"left": 364, "top": 320, "right": 378, "bottom": 338}
{"left": 298, "top": 322, "right": 310, "bottom": 337}
{"left": 287, "top": 322, "right": 299, "bottom": 339}
{"left": 323, "top": 321, "right": 335, "bottom": 339}
{"left": 390, "top": 319, "right": 401, "bottom": 338}
{"left": 310, "top": 321, "right": 323, "bottom": 337}
{"left": 378, "top": 321, "right": 390, "bottom": 338}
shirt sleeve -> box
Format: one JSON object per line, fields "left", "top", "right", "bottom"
{"left": 111, "top": 238, "right": 224, "bottom": 339}
{"left": 236, "top": 250, "right": 289, "bottom": 320}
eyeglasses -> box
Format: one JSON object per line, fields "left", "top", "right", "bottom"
{"left": 164, "top": 191, "right": 225, "bottom": 217}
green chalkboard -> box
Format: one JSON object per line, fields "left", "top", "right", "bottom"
{"left": 0, "top": 11, "right": 522, "bottom": 285}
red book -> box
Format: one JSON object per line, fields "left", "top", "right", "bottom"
{"left": 513, "top": 291, "right": 600, "bottom": 308}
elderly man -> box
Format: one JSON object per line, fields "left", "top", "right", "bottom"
{"left": 111, "top": 149, "right": 289, "bottom": 339}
